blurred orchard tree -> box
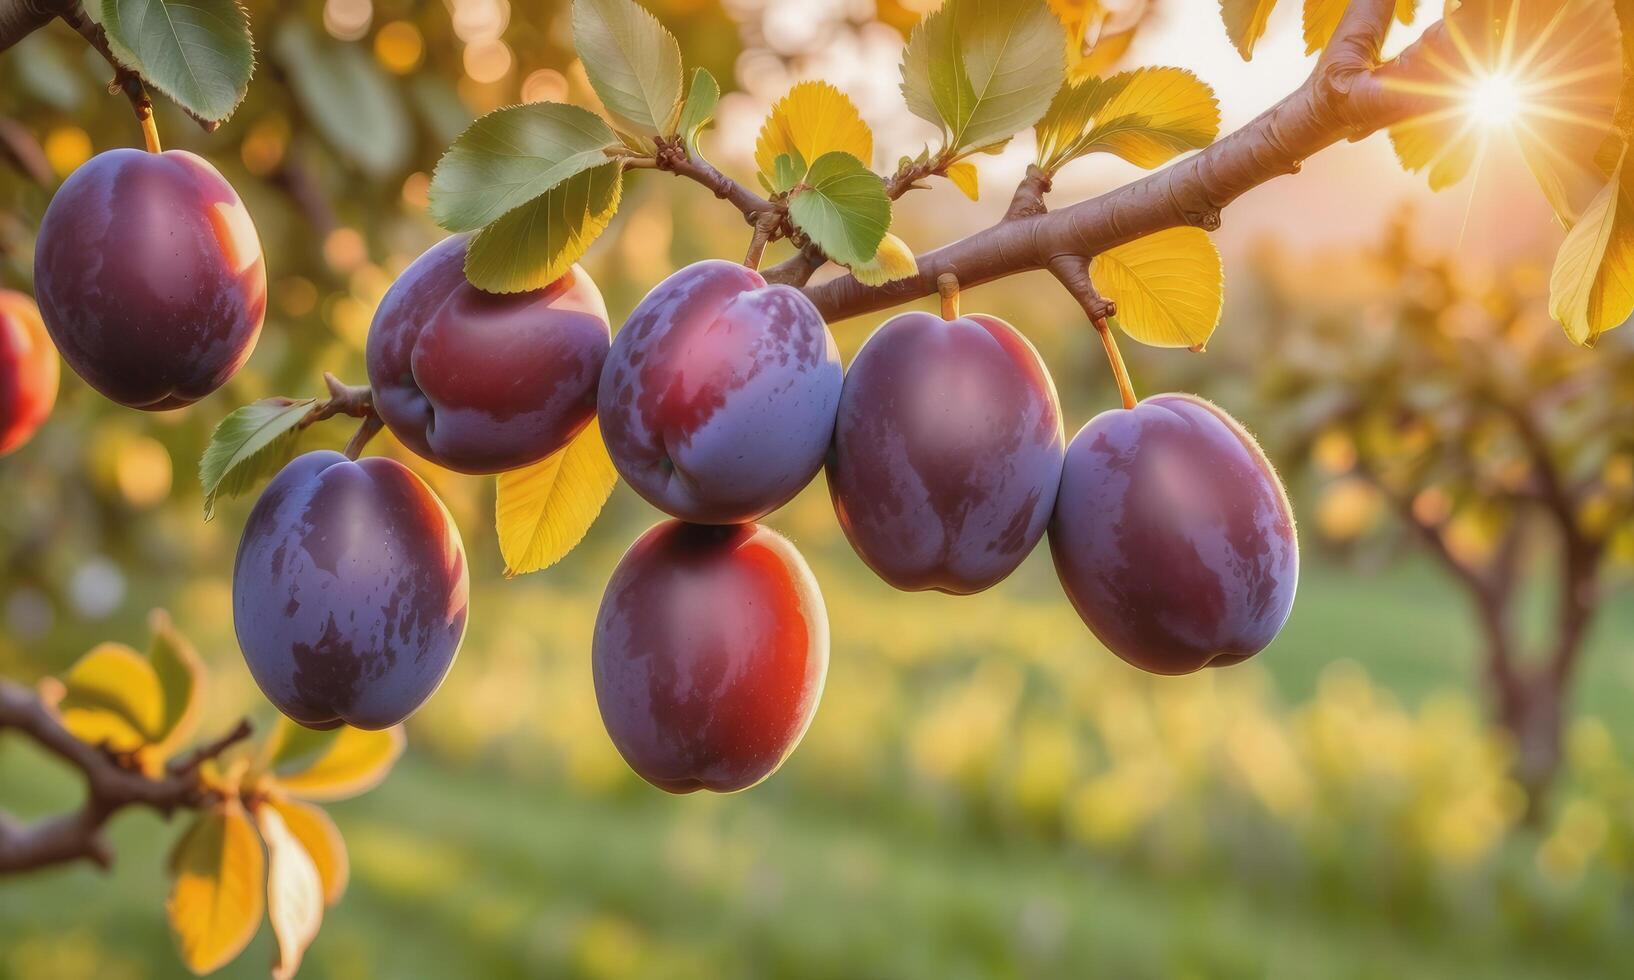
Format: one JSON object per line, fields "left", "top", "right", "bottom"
{"left": 1, "top": 0, "right": 1633, "bottom": 975}
{"left": 1245, "top": 218, "right": 1634, "bottom": 813}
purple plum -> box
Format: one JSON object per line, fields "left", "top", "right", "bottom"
{"left": 828, "top": 310, "right": 1065, "bottom": 594}
{"left": 233, "top": 451, "right": 469, "bottom": 729}
{"left": 367, "top": 235, "right": 611, "bottom": 474}
{"left": 593, "top": 521, "right": 828, "bottom": 793}
{"left": 597, "top": 260, "right": 842, "bottom": 524}
{"left": 33, "top": 148, "right": 266, "bottom": 410}
{"left": 1050, "top": 394, "right": 1299, "bottom": 675}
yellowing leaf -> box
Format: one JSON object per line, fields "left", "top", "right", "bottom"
{"left": 168, "top": 800, "right": 265, "bottom": 976}
{"left": 1550, "top": 159, "right": 1634, "bottom": 346}
{"left": 496, "top": 418, "right": 620, "bottom": 577}
{"left": 1035, "top": 67, "right": 1219, "bottom": 174}
{"left": 1218, "top": 0, "right": 1278, "bottom": 60}
{"left": 148, "top": 609, "right": 205, "bottom": 757}
{"left": 265, "top": 718, "right": 405, "bottom": 802}
{"left": 1387, "top": 0, "right": 1618, "bottom": 199}
{"left": 268, "top": 797, "right": 348, "bottom": 905}
{"left": 1050, "top": 0, "right": 1148, "bottom": 79}
{"left": 464, "top": 162, "right": 624, "bottom": 294}
{"left": 1092, "top": 227, "right": 1224, "bottom": 348}
{"left": 848, "top": 232, "right": 920, "bottom": 286}
{"left": 1303, "top": 0, "right": 1416, "bottom": 55}
{"left": 1075, "top": 26, "right": 1135, "bottom": 79}
{"left": 755, "top": 81, "right": 874, "bottom": 187}
{"left": 258, "top": 805, "right": 325, "bottom": 980}
{"left": 56, "top": 642, "right": 164, "bottom": 753}
{"left": 945, "top": 160, "right": 980, "bottom": 200}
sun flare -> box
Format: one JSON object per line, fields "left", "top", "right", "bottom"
{"left": 1468, "top": 72, "right": 1526, "bottom": 129}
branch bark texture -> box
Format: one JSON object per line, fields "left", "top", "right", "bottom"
{"left": 0, "top": 679, "right": 250, "bottom": 874}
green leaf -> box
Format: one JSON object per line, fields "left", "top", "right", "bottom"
{"left": 147, "top": 609, "right": 204, "bottom": 753}
{"left": 772, "top": 150, "right": 806, "bottom": 194}
{"left": 275, "top": 22, "right": 411, "bottom": 178}
{"left": 1035, "top": 68, "right": 1220, "bottom": 174}
{"left": 572, "top": 0, "right": 685, "bottom": 137}
{"left": 788, "top": 151, "right": 890, "bottom": 266}
{"left": 199, "top": 397, "right": 316, "bottom": 520}
{"left": 100, "top": 0, "right": 254, "bottom": 125}
{"left": 900, "top": 0, "right": 1065, "bottom": 155}
{"left": 464, "top": 162, "right": 624, "bottom": 293}
{"left": 677, "top": 68, "right": 719, "bottom": 151}
{"left": 429, "top": 103, "right": 619, "bottom": 233}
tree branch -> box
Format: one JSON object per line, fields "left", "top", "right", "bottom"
{"left": 801, "top": 0, "right": 1453, "bottom": 322}
{"left": 0, "top": 679, "right": 251, "bottom": 875}
{"left": 0, "top": 0, "right": 68, "bottom": 53}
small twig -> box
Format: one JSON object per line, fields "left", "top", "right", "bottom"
{"left": 57, "top": 2, "right": 162, "bottom": 148}
{"left": 743, "top": 210, "right": 781, "bottom": 271}
{"left": 1005, "top": 165, "right": 1052, "bottom": 221}
{"left": 167, "top": 719, "right": 253, "bottom": 777}
{"left": 645, "top": 139, "right": 776, "bottom": 226}
{"left": 0, "top": 678, "right": 249, "bottom": 875}
{"left": 303, "top": 372, "right": 375, "bottom": 426}
{"left": 1048, "top": 254, "right": 1133, "bottom": 409}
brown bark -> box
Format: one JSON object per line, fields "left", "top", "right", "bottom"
{"left": 0, "top": 679, "right": 251, "bottom": 875}
{"left": 0, "top": 0, "right": 68, "bottom": 53}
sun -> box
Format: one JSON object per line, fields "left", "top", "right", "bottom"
{"left": 1467, "top": 72, "right": 1526, "bottom": 129}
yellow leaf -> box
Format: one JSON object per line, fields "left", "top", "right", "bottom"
{"left": 1051, "top": 0, "right": 1147, "bottom": 79}
{"left": 1218, "top": 0, "right": 1278, "bottom": 59}
{"left": 267, "top": 797, "right": 349, "bottom": 905}
{"left": 1074, "top": 26, "right": 1135, "bottom": 79}
{"left": 1091, "top": 227, "right": 1224, "bottom": 348}
{"left": 56, "top": 642, "right": 164, "bottom": 753}
{"left": 944, "top": 161, "right": 980, "bottom": 200}
{"left": 754, "top": 80, "right": 874, "bottom": 186}
{"left": 1550, "top": 160, "right": 1634, "bottom": 346}
{"left": 168, "top": 800, "right": 265, "bottom": 976}
{"left": 264, "top": 717, "right": 405, "bottom": 802}
{"left": 1303, "top": 0, "right": 1416, "bottom": 54}
{"left": 495, "top": 418, "right": 619, "bottom": 576}
{"left": 258, "top": 805, "right": 325, "bottom": 980}
{"left": 148, "top": 609, "right": 205, "bottom": 758}
{"left": 1035, "top": 67, "right": 1219, "bottom": 174}
{"left": 848, "top": 232, "right": 920, "bottom": 286}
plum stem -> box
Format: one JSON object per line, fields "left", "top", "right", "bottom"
{"left": 1095, "top": 317, "right": 1138, "bottom": 411}
{"left": 343, "top": 415, "right": 384, "bottom": 460}
{"left": 938, "top": 272, "right": 960, "bottom": 321}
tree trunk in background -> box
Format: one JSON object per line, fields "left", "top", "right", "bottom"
{"left": 1496, "top": 670, "right": 1565, "bottom": 825}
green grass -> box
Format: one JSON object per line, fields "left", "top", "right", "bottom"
{"left": 2, "top": 559, "right": 1631, "bottom": 979}
{"left": 0, "top": 750, "right": 1619, "bottom": 980}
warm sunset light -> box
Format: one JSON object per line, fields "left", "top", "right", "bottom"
{"left": 1468, "top": 72, "right": 1525, "bottom": 128}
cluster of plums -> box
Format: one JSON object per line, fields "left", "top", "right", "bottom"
{"left": 13, "top": 148, "right": 1298, "bottom": 795}
{"left": 234, "top": 246, "right": 1298, "bottom": 792}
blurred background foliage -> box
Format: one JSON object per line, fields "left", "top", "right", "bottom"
{"left": 2, "top": 0, "right": 1634, "bottom": 977}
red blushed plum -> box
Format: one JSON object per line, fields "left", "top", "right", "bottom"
{"left": 33, "top": 149, "right": 266, "bottom": 410}
{"left": 592, "top": 521, "right": 828, "bottom": 793}
{"left": 1050, "top": 394, "right": 1298, "bottom": 675}
{"left": 828, "top": 311, "right": 1065, "bottom": 594}
{"left": 598, "top": 260, "right": 842, "bottom": 524}
{"left": 0, "top": 290, "right": 59, "bottom": 457}
{"left": 366, "top": 236, "right": 611, "bottom": 474}
{"left": 233, "top": 451, "right": 469, "bottom": 730}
